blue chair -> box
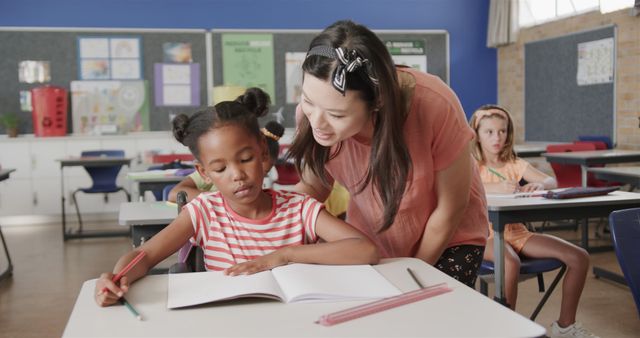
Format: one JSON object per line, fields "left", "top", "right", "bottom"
{"left": 162, "top": 184, "right": 176, "bottom": 201}
{"left": 72, "top": 150, "right": 131, "bottom": 231}
{"left": 578, "top": 135, "right": 613, "bottom": 149}
{"left": 478, "top": 257, "right": 566, "bottom": 320}
{"left": 609, "top": 208, "right": 640, "bottom": 316}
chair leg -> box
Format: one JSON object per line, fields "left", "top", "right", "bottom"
{"left": 71, "top": 190, "right": 83, "bottom": 232}
{"left": 118, "top": 187, "right": 131, "bottom": 202}
{"left": 537, "top": 273, "right": 545, "bottom": 292}
{"left": 530, "top": 264, "right": 567, "bottom": 320}
{"left": 479, "top": 278, "right": 488, "bottom": 296}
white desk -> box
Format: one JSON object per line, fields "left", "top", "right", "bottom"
{"left": 588, "top": 166, "right": 640, "bottom": 188}
{"left": 0, "top": 168, "right": 16, "bottom": 280}
{"left": 126, "top": 170, "right": 188, "bottom": 201}
{"left": 57, "top": 157, "right": 133, "bottom": 240}
{"left": 542, "top": 150, "right": 640, "bottom": 187}
{"left": 63, "top": 257, "right": 545, "bottom": 338}
{"left": 119, "top": 201, "right": 178, "bottom": 246}
{"left": 486, "top": 191, "right": 640, "bottom": 304}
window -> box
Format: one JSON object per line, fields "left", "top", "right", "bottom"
{"left": 518, "top": 0, "right": 634, "bottom": 28}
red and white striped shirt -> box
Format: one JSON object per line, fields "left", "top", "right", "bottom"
{"left": 185, "top": 189, "right": 324, "bottom": 271}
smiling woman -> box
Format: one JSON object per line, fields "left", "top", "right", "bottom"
{"left": 288, "top": 20, "right": 489, "bottom": 287}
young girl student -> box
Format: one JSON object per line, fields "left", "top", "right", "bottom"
{"left": 95, "top": 88, "right": 379, "bottom": 307}
{"left": 166, "top": 119, "right": 284, "bottom": 202}
{"left": 289, "top": 20, "right": 487, "bottom": 286}
{"left": 470, "top": 105, "right": 598, "bottom": 338}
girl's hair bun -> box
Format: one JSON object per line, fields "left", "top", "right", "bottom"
{"left": 236, "top": 87, "right": 270, "bottom": 118}
{"left": 264, "top": 121, "right": 284, "bottom": 138}
{"left": 172, "top": 113, "right": 191, "bottom": 144}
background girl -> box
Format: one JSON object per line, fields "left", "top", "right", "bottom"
{"left": 470, "top": 104, "right": 597, "bottom": 338}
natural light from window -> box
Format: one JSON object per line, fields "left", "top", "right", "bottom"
{"left": 519, "top": 0, "right": 635, "bottom": 28}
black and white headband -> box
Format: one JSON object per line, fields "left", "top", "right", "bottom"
{"left": 306, "top": 46, "right": 379, "bottom": 95}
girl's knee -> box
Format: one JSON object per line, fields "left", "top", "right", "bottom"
{"left": 564, "top": 246, "right": 589, "bottom": 269}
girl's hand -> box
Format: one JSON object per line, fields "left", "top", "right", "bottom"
{"left": 224, "top": 250, "right": 289, "bottom": 276}
{"left": 94, "top": 273, "right": 128, "bottom": 307}
{"left": 520, "top": 182, "right": 544, "bottom": 192}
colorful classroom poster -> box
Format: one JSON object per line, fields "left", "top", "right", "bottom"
{"left": 285, "top": 52, "right": 306, "bottom": 104}
{"left": 385, "top": 40, "right": 427, "bottom": 72}
{"left": 70, "top": 80, "right": 149, "bottom": 135}
{"left": 577, "top": 38, "right": 614, "bottom": 86}
{"left": 18, "top": 60, "right": 51, "bottom": 83}
{"left": 163, "top": 42, "right": 192, "bottom": 63}
{"left": 221, "top": 33, "right": 275, "bottom": 100}
{"left": 77, "top": 36, "right": 142, "bottom": 80}
{"left": 154, "top": 63, "right": 200, "bottom": 106}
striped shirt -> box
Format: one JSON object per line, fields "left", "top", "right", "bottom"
{"left": 185, "top": 189, "right": 324, "bottom": 271}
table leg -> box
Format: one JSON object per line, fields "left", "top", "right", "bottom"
{"left": 61, "top": 165, "right": 68, "bottom": 241}
{"left": 493, "top": 224, "right": 507, "bottom": 306}
{"left": 593, "top": 267, "right": 627, "bottom": 286}
{"left": 0, "top": 227, "right": 13, "bottom": 280}
{"left": 581, "top": 165, "right": 588, "bottom": 188}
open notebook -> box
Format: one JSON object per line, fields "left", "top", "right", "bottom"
{"left": 167, "top": 263, "right": 401, "bottom": 309}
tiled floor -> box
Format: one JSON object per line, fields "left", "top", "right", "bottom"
{"left": 0, "top": 221, "right": 638, "bottom": 338}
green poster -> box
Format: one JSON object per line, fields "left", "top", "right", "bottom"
{"left": 222, "top": 33, "right": 275, "bottom": 100}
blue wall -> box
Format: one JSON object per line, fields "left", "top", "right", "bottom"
{"left": 0, "top": 0, "right": 496, "bottom": 117}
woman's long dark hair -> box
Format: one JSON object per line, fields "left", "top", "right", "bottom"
{"left": 288, "top": 20, "right": 411, "bottom": 232}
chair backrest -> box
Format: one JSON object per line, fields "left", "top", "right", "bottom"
{"left": 274, "top": 162, "right": 300, "bottom": 185}
{"left": 573, "top": 140, "right": 607, "bottom": 151}
{"left": 546, "top": 143, "right": 597, "bottom": 187}
{"left": 609, "top": 208, "right": 640, "bottom": 316}
{"left": 152, "top": 153, "right": 194, "bottom": 163}
{"left": 80, "top": 150, "right": 125, "bottom": 190}
{"left": 578, "top": 135, "right": 613, "bottom": 149}
{"left": 162, "top": 184, "right": 177, "bottom": 201}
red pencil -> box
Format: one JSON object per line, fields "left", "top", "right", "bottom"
{"left": 101, "top": 251, "right": 146, "bottom": 294}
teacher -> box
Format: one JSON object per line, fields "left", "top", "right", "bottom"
{"left": 290, "top": 20, "right": 488, "bottom": 286}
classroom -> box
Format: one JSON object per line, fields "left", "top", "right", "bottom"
{"left": 0, "top": 1, "right": 639, "bottom": 337}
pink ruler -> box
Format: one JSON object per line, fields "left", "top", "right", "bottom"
{"left": 316, "top": 282, "right": 452, "bottom": 326}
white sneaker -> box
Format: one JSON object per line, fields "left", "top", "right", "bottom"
{"left": 550, "top": 321, "right": 600, "bottom": 338}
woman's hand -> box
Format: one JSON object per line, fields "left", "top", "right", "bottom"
{"left": 94, "top": 272, "right": 128, "bottom": 307}
{"left": 224, "top": 249, "right": 290, "bottom": 276}
{"left": 520, "top": 182, "right": 544, "bottom": 192}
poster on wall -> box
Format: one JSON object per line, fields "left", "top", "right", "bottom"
{"left": 154, "top": 63, "right": 200, "bottom": 106}
{"left": 385, "top": 40, "right": 427, "bottom": 72}
{"left": 222, "top": 33, "right": 275, "bottom": 100}
{"left": 163, "top": 42, "right": 193, "bottom": 63}
{"left": 18, "top": 60, "right": 51, "bottom": 83}
{"left": 577, "top": 37, "right": 614, "bottom": 86}
{"left": 285, "top": 52, "right": 306, "bottom": 104}
{"left": 70, "top": 80, "right": 149, "bottom": 135}
{"left": 77, "top": 36, "right": 142, "bottom": 80}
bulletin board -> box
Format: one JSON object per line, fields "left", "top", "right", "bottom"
{"left": 210, "top": 29, "right": 449, "bottom": 128}
{"left": 0, "top": 27, "right": 208, "bottom": 134}
{"left": 524, "top": 25, "right": 616, "bottom": 142}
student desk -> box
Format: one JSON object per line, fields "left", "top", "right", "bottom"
{"left": 588, "top": 166, "right": 640, "bottom": 189}
{"left": 514, "top": 143, "right": 548, "bottom": 158}
{"left": 486, "top": 191, "right": 640, "bottom": 305}
{"left": 0, "top": 168, "right": 16, "bottom": 281}
{"left": 126, "top": 170, "right": 187, "bottom": 201}
{"left": 57, "top": 157, "right": 133, "bottom": 240}
{"left": 586, "top": 166, "right": 640, "bottom": 285}
{"left": 542, "top": 150, "right": 640, "bottom": 187}
{"left": 119, "top": 201, "right": 177, "bottom": 246}
{"left": 62, "top": 257, "right": 545, "bottom": 338}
